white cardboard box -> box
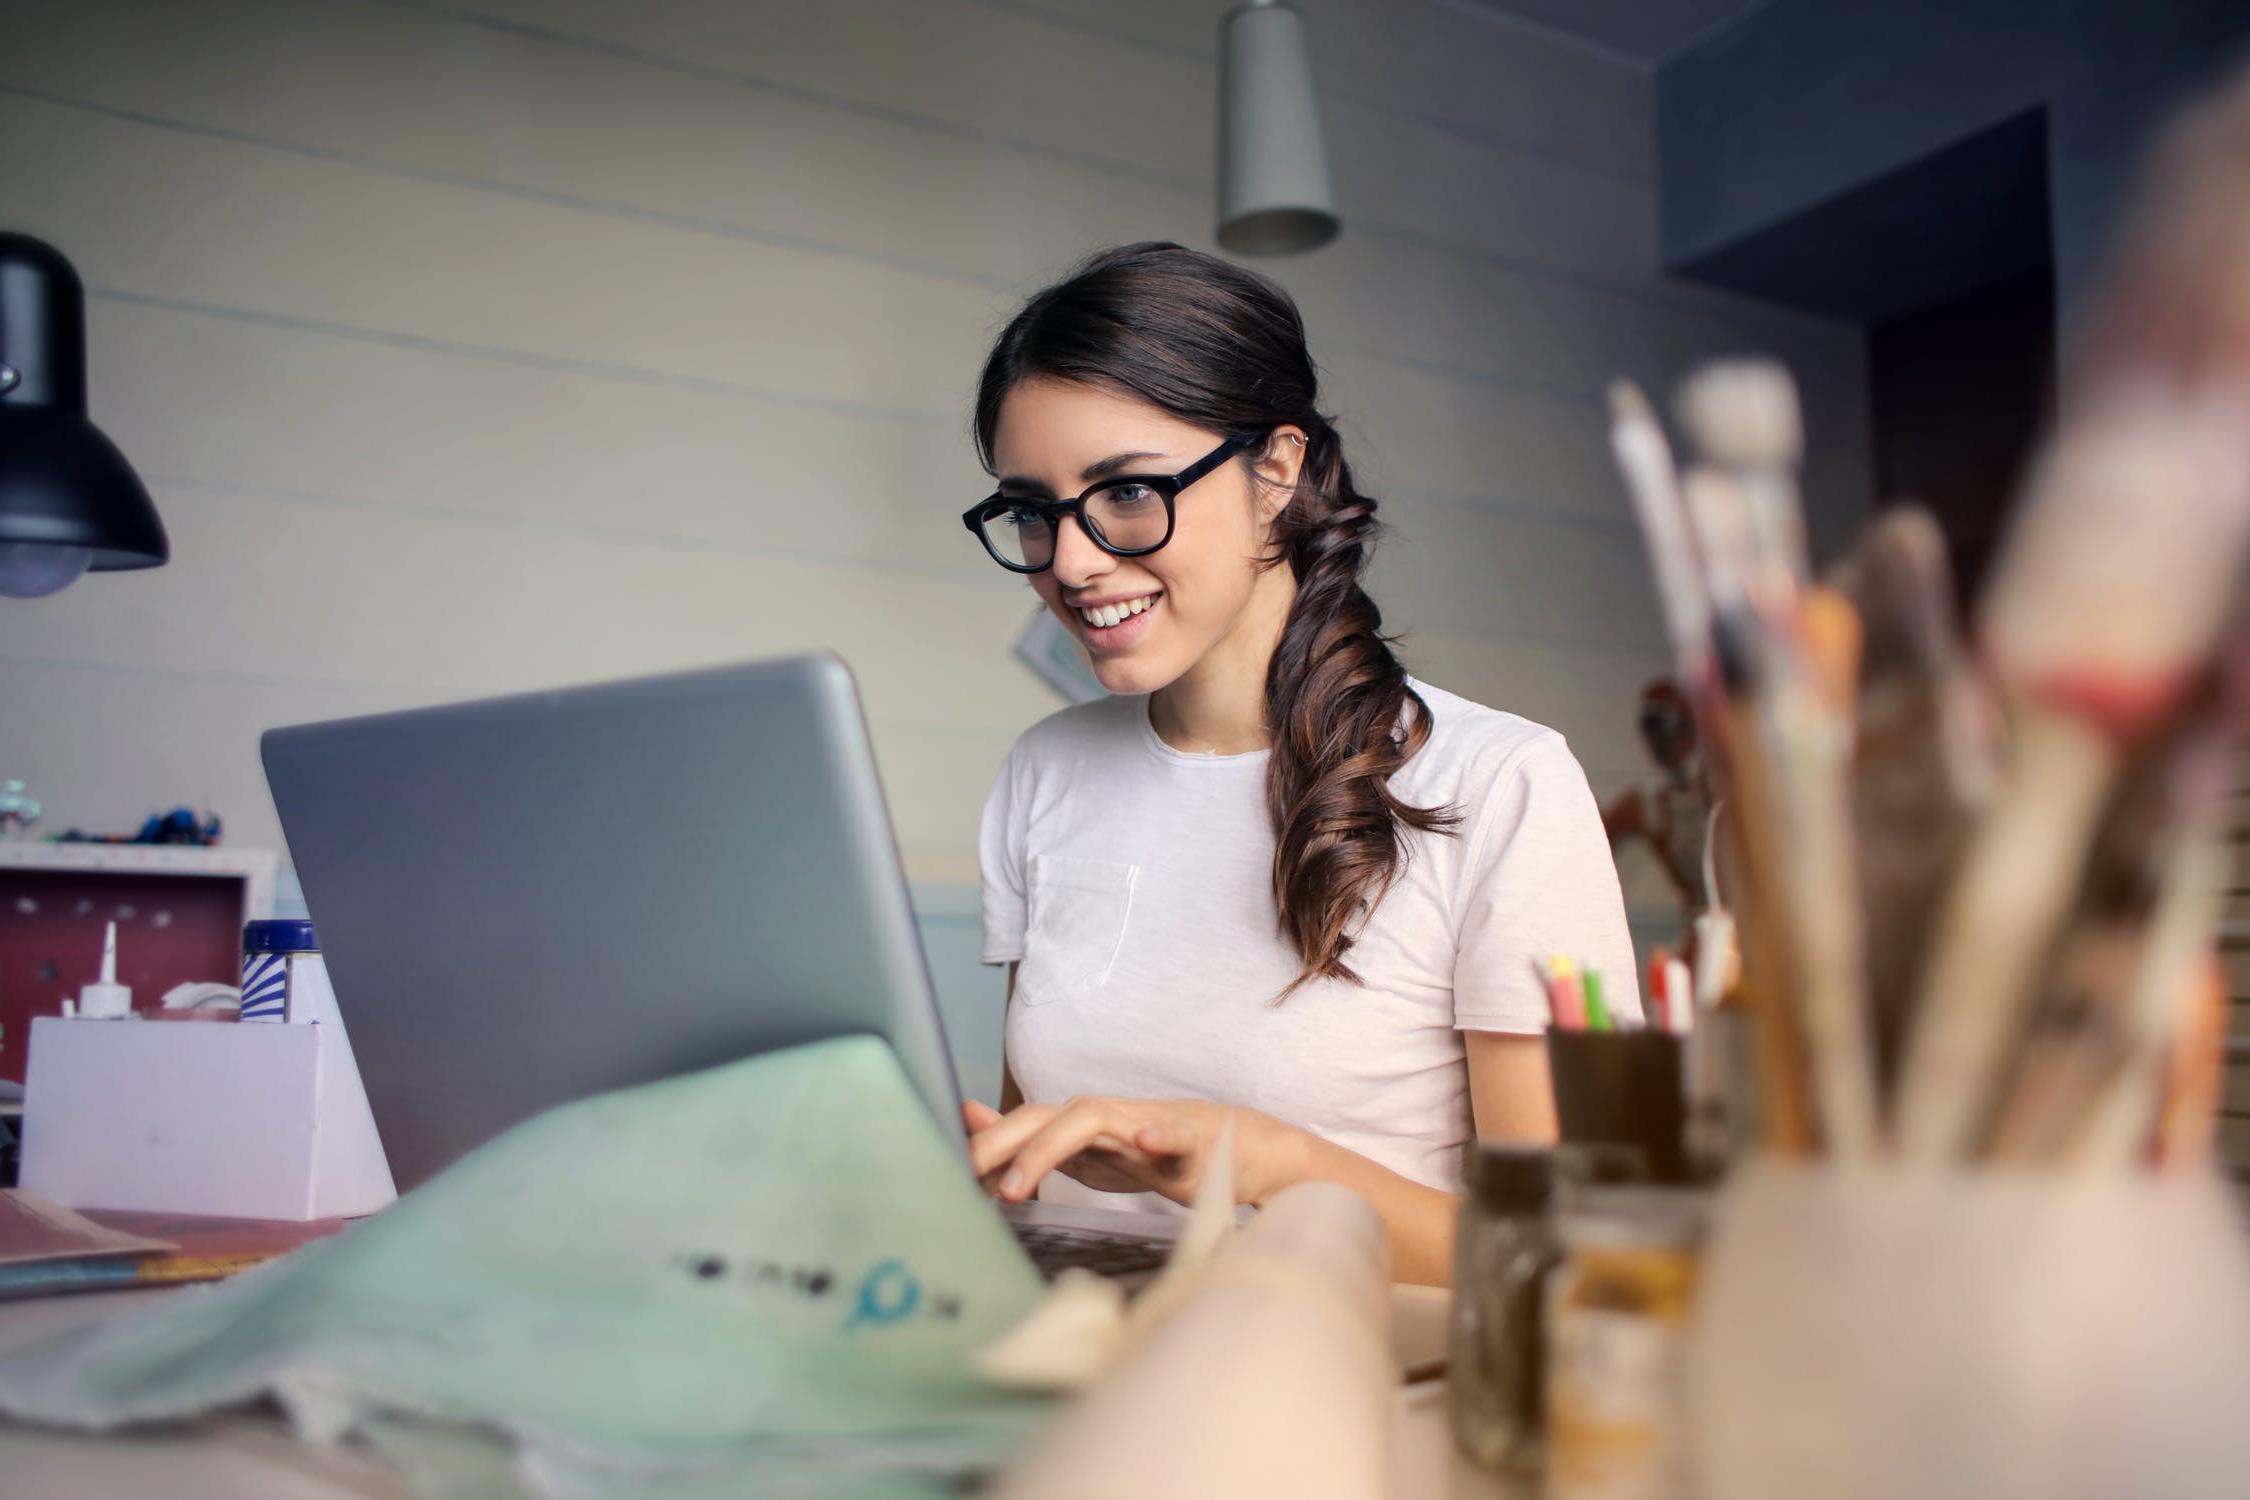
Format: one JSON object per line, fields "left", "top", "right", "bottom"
{"left": 20, "top": 1013, "right": 395, "bottom": 1221}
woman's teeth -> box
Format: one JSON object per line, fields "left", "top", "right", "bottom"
{"left": 1079, "top": 594, "right": 1158, "bottom": 629}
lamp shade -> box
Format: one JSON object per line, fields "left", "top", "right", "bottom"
{"left": 1218, "top": 1, "right": 1339, "bottom": 256}
{"left": 0, "top": 233, "right": 166, "bottom": 597}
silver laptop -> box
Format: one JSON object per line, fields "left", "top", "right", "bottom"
{"left": 262, "top": 652, "right": 1178, "bottom": 1279}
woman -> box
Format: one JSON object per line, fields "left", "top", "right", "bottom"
{"left": 960, "top": 243, "right": 1638, "bottom": 1284}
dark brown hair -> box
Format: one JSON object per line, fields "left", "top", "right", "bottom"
{"left": 973, "top": 242, "right": 1458, "bottom": 993}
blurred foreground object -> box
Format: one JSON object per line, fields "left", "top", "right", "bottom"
{"left": 1692, "top": 1159, "right": 2250, "bottom": 1500}
{"left": 1895, "top": 62, "right": 2250, "bottom": 1166}
{"left": 1595, "top": 60, "right": 2250, "bottom": 1500}
{"left": 994, "top": 1180, "right": 1391, "bottom": 1500}
{"left": 0, "top": 1037, "right": 1049, "bottom": 1492}
{"left": 1823, "top": 509, "right": 2001, "bottom": 1094}
{"left": 1607, "top": 60, "right": 2250, "bottom": 1169}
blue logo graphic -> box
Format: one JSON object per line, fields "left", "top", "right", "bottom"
{"left": 847, "top": 1258, "right": 922, "bottom": 1328}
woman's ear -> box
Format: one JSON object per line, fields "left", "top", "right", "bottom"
{"left": 1253, "top": 426, "right": 1309, "bottom": 522}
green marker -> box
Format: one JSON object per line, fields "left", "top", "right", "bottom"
{"left": 1583, "top": 969, "right": 1612, "bottom": 1032}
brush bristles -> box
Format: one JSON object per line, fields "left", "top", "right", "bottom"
{"left": 1677, "top": 360, "right": 1804, "bottom": 469}
{"left": 1608, "top": 379, "right": 1658, "bottom": 428}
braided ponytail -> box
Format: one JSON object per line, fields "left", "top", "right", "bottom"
{"left": 1264, "top": 421, "right": 1458, "bottom": 993}
{"left": 974, "top": 243, "right": 1459, "bottom": 996}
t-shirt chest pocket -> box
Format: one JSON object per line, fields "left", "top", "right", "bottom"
{"left": 1015, "top": 855, "right": 1139, "bottom": 1005}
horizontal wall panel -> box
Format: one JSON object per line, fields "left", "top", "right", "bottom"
{"left": 976, "top": 0, "right": 1659, "bottom": 180}
{"left": 0, "top": 0, "right": 1184, "bottom": 291}
{"left": 416, "top": 0, "right": 1217, "bottom": 189}
{"left": 0, "top": 659, "right": 429, "bottom": 859}
{"left": 89, "top": 290, "right": 1680, "bottom": 578}
{"left": 1323, "top": 355, "right": 1628, "bottom": 524}
{"left": 1326, "top": 99, "right": 1659, "bottom": 284}
{"left": 0, "top": 0, "right": 1663, "bottom": 290}
{"left": 0, "top": 657, "right": 1011, "bottom": 884}
{"left": 1373, "top": 492, "right": 1668, "bottom": 656}
{"left": 1393, "top": 633, "right": 1665, "bottom": 786}
{"left": 3, "top": 486, "right": 1064, "bottom": 736}
{"left": 3, "top": 93, "right": 1866, "bottom": 518}
{"left": 84, "top": 296, "right": 996, "bottom": 582}
{"left": 0, "top": 92, "right": 1012, "bottom": 421}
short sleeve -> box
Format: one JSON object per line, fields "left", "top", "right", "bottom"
{"left": 978, "top": 744, "right": 1029, "bottom": 965}
{"left": 1453, "top": 733, "right": 1642, "bottom": 1033}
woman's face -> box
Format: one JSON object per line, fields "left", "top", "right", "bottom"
{"left": 989, "top": 379, "right": 1300, "bottom": 697}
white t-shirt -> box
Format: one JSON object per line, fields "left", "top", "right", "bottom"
{"left": 978, "top": 679, "right": 1640, "bottom": 1206}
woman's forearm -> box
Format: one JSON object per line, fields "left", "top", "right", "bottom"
{"left": 1252, "top": 1118, "right": 1460, "bottom": 1286}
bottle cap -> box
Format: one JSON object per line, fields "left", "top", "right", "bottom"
{"left": 1463, "top": 1143, "right": 1560, "bottom": 1214}
{"left": 243, "top": 919, "right": 319, "bottom": 954}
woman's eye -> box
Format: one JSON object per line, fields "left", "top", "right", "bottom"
{"left": 1006, "top": 504, "right": 1046, "bottom": 528}
{"left": 1106, "top": 484, "right": 1156, "bottom": 508}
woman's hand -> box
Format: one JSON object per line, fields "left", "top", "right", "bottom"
{"left": 961, "top": 1095, "right": 1305, "bottom": 1208}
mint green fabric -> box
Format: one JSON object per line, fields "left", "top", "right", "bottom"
{"left": 0, "top": 1035, "right": 1051, "bottom": 1493}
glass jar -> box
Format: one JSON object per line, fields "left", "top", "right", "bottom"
{"left": 1449, "top": 1144, "right": 1565, "bottom": 1473}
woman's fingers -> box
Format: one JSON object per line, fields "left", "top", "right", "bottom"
{"left": 966, "top": 1102, "right": 1061, "bottom": 1179}
{"left": 969, "top": 1098, "right": 1209, "bottom": 1202}
{"left": 998, "top": 1102, "right": 1145, "bottom": 1202}
{"left": 1134, "top": 1123, "right": 1191, "bottom": 1156}
{"left": 962, "top": 1098, "right": 1004, "bottom": 1133}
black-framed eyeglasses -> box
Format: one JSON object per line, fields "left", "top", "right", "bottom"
{"left": 961, "top": 431, "right": 1263, "bottom": 574}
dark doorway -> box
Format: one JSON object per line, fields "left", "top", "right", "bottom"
{"left": 1671, "top": 109, "right": 2058, "bottom": 598}
{"left": 1870, "top": 264, "right": 2055, "bottom": 609}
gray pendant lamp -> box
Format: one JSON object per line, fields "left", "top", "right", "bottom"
{"left": 1218, "top": 0, "right": 1339, "bottom": 256}
{"left": 0, "top": 233, "right": 167, "bottom": 599}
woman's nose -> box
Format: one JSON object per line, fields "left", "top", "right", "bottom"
{"left": 1050, "top": 513, "right": 1112, "bottom": 587}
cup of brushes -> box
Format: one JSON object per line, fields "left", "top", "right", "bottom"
{"left": 1605, "top": 71, "right": 2250, "bottom": 1500}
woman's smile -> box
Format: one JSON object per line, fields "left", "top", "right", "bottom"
{"left": 1070, "top": 590, "right": 1162, "bottom": 652}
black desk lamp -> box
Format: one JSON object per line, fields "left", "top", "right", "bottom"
{"left": 0, "top": 233, "right": 166, "bottom": 599}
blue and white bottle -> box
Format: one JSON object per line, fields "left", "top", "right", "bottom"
{"left": 240, "top": 919, "right": 320, "bottom": 1023}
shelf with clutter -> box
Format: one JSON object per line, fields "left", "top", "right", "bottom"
{"left": 0, "top": 839, "right": 278, "bottom": 1086}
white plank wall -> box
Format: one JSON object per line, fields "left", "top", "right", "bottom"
{"left": 0, "top": 0, "right": 1870, "bottom": 908}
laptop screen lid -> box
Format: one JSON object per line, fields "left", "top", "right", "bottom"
{"left": 262, "top": 653, "right": 968, "bottom": 1192}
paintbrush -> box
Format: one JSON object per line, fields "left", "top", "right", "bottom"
{"left": 1891, "top": 395, "right": 2250, "bottom": 1162}
{"left": 1825, "top": 508, "right": 2002, "bottom": 1099}
{"left": 1609, "top": 381, "right": 1713, "bottom": 691}
{"left": 1607, "top": 378, "right": 1744, "bottom": 1037}
{"left": 1989, "top": 621, "right": 2250, "bottom": 1166}
{"left": 1677, "top": 364, "right": 1881, "bottom": 1158}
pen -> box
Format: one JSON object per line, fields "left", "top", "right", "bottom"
{"left": 1583, "top": 970, "right": 1612, "bottom": 1032}
{"left": 1548, "top": 955, "right": 1587, "bottom": 1031}
{"left": 1664, "top": 957, "right": 1694, "bottom": 1036}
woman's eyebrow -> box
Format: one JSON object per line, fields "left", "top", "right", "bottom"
{"left": 996, "top": 450, "right": 1169, "bottom": 494}
{"left": 1080, "top": 450, "right": 1167, "bottom": 482}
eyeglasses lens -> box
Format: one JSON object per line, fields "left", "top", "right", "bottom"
{"left": 985, "top": 505, "right": 1054, "bottom": 570}
{"left": 1082, "top": 483, "right": 1168, "bottom": 553}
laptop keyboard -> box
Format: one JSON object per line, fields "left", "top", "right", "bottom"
{"left": 1010, "top": 1222, "right": 1173, "bottom": 1281}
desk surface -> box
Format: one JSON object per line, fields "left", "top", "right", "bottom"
{"left": 0, "top": 1282, "right": 1514, "bottom": 1499}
